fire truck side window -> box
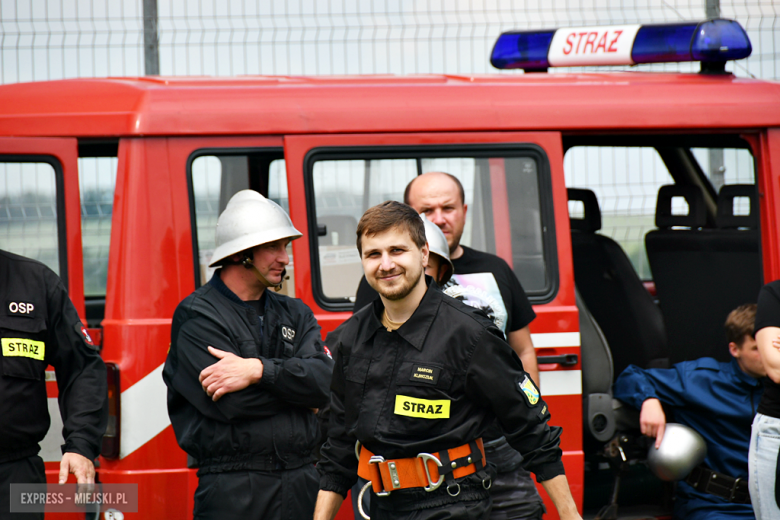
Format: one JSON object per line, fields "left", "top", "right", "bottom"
{"left": 79, "top": 157, "right": 118, "bottom": 298}
{"left": 564, "top": 141, "right": 759, "bottom": 365}
{"left": 190, "top": 152, "right": 292, "bottom": 294}
{"left": 565, "top": 145, "right": 757, "bottom": 281}
{"left": 0, "top": 161, "right": 61, "bottom": 275}
{"left": 692, "top": 147, "right": 757, "bottom": 191}
{"left": 309, "top": 151, "right": 553, "bottom": 308}
{"left": 564, "top": 147, "right": 673, "bottom": 281}
{"left": 311, "top": 159, "right": 417, "bottom": 301}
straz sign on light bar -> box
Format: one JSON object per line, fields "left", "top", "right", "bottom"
{"left": 548, "top": 25, "right": 641, "bottom": 67}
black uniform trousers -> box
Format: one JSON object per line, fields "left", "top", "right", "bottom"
{"left": 0, "top": 456, "right": 45, "bottom": 520}
{"left": 193, "top": 464, "right": 318, "bottom": 520}
{"left": 487, "top": 470, "right": 544, "bottom": 520}
{"left": 353, "top": 470, "right": 543, "bottom": 520}
{"left": 484, "top": 439, "right": 545, "bottom": 520}
{"left": 366, "top": 474, "right": 493, "bottom": 520}
{"left": 353, "top": 445, "right": 545, "bottom": 520}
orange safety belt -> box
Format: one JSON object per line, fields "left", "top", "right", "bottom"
{"left": 356, "top": 438, "right": 487, "bottom": 495}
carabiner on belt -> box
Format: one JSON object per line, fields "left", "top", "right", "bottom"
{"left": 357, "top": 480, "right": 373, "bottom": 520}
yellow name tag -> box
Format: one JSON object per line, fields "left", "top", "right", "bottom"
{"left": 394, "top": 395, "right": 450, "bottom": 419}
{"left": 2, "top": 338, "right": 45, "bottom": 361}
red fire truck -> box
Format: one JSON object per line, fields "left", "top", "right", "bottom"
{"left": 0, "top": 18, "right": 777, "bottom": 520}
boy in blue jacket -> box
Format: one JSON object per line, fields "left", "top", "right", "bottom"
{"left": 614, "top": 304, "right": 764, "bottom": 520}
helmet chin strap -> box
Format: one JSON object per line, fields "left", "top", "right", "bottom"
{"left": 241, "top": 254, "right": 285, "bottom": 292}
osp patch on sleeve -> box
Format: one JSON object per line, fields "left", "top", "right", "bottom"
{"left": 75, "top": 323, "right": 99, "bottom": 351}
{"left": 517, "top": 375, "right": 540, "bottom": 406}
{"left": 394, "top": 395, "right": 450, "bottom": 419}
{"left": 2, "top": 338, "right": 45, "bottom": 360}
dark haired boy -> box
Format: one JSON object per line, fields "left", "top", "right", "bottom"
{"left": 613, "top": 303, "right": 763, "bottom": 520}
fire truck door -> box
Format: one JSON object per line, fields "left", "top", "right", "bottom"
{"left": 0, "top": 137, "right": 84, "bottom": 481}
{"left": 284, "top": 131, "right": 584, "bottom": 515}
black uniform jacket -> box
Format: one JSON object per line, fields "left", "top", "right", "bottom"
{"left": 163, "top": 271, "right": 333, "bottom": 474}
{"left": 318, "top": 277, "right": 564, "bottom": 497}
{"left": 0, "top": 250, "right": 107, "bottom": 463}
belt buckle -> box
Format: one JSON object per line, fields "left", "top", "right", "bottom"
{"left": 729, "top": 477, "right": 742, "bottom": 502}
{"left": 417, "top": 453, "right": 444, "bottom": 492}
{"left": 368, "top": 455, "right": 392, "bottom": 497}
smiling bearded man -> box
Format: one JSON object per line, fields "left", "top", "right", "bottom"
{"left": 314, "top": 200, "right": 581, "bottom": 520}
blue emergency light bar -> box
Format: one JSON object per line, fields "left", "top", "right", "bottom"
{"left": 491, "top": 19, "right": 751, "bottom": 71}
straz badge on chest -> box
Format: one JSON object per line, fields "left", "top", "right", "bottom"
{"left": 409, "top": 364, "right": 440, "bottom": 385}
{"left": 2, "top": 338, "right": 45, "bottom": 360}
{"left": 394, "top": 395, "right": 450, "bottom": 419}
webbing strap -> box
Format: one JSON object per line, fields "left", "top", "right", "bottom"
{"left": 356, "top": 439, "right": 486, "bottom": 495}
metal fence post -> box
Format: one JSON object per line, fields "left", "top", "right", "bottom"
{"left": 143, "top": 0, "right": 160, "bottom": 75}
{"left": 705, "top": 0, "right": 725, "bottom": 191}
{"left": 706, "top": 0, "right": 720, "bottom": 19}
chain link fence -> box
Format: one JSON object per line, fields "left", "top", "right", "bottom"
{"left": 1, "top": 0, "right": 778, "bottom": 84}
{"left": 0, "top": 0, "right": 776, "bottom": 290}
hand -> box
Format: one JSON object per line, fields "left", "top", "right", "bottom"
{"left": 640, "top": 398, "right": 666, "bottom": 448}
{"left": 58, "top": 452, "right": 95, "bottom": 484}
{"left": 199, "top": 346, "right": 263, "bottom": 402}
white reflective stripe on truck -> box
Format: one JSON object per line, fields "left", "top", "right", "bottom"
{"left": 41, "top": 363, "right": 171, "bottom": 461}
{"left": 531, "top": 332, "right": 580, "bottom": 348}
{"left": 120, "top": 363, "right": 170, "bottom": 459}
{"left": 539, "top": 370, "right": 583, "bottom": 396}
{"left": 532, "top": 332, "right": 582, "bottom": 397}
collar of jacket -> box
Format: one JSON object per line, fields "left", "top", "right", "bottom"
{"left": 728, "top": 357, "right": 762, "bottom": 388}
{"left": 361, "top": 275, "right": 441, "bottom": 351}
{"left": 208, "top": 269, "right": 267, "bottom": 313}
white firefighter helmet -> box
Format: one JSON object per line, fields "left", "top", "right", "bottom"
{"left": 209, "top": 190, "right": 302, "bottom": 268}
{"left": 420, "top": 213, "right": 454, "bottom": 285}
{"left": 646, "top": 423, "right": 707, "bottom": 481}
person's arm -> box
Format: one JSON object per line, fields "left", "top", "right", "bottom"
{"left": 166, "top": 316, "right": 287, "bottom": 422}
{"left": 612, "top": 364, "right": 688, "bottom": 411}
{"left": 200, "top": 306, "right": 332, "bottom": 409}
{"left": 540, "top": 475, "right": 582, "bottom": 520}
{"left": 500, "top": 262, "right": 538, "bottom": 385}
{"left": 613, "top": 364, "right": 688, "bottom": 446}
{"left": 46, "top": 271, "right": 108, "bottom": 484}
{"left": 755, "top": 283, "right": 780, "bottom": 382}
{"left": 316, "top": 329, "right": 360, "bottom": 504}
{"left": 313, "top": 490, "right": 345, "bottom": 520}
{"left": 757, "top": 327, "right": 780, "bottom": 383}
{"left": 465, "top": 328, "right": 565, "bottom": 488}
{"left": 179, "top": 302, "right": 333, "bottom": 409}
{"left": 199, "top": 347, "right": 263, "bottom": 400}
{"left": 507, "top": 326, "right": 539, "bottom": 387}
{"left": 466, "top": 328, "right": 581, "bottom": 517}
{"left": 253, "top": 307, "right": 334, "bottom": 408}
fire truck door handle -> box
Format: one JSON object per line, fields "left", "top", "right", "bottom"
{"left": 536, "top": 354, "right": 578, "bottom": 367}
